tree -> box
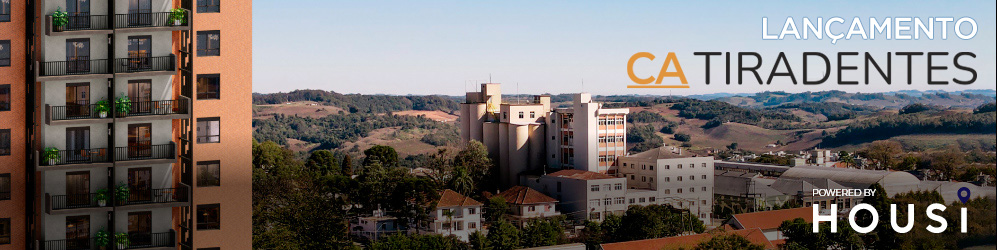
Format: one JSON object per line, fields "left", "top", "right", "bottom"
{"left": 617, "top": 205, "right": 704, "bottom": 241}
{"left": 521, "top": 217, "right": 565, "bottom": 247}
{"left": 673, "top": 133, "right": 691, "bottom": 142}
{"left": 779, "top": 218, "right": 863, "bottom": 250}
{"left": 370, "top": 234, "right": 468, "bottom": 250}
{"left": 859, "top": 140, "right": 902, "bottom": 170}
{"left": 726, "top": 142, "right": 738, "bottom": 151}
{"left": 693, "top": 232, "right": 765, "bottom": 250}
{"left": 387, "top": 177, "right": 440, "bottom": 232}
{"left": 469, "top": 230, "right": 490, "bottom": 250}
{"left": 363, "top": 145, "right": 399, "bottom": 167}
{"left": 578, "top": 220, "right": 604, "bottom": 247}
{"left": 305, "top": 150, "right": 340, "bottom": 176}
{"left": 485, "top": 196, "right": 510, "bottom": 223}
{"left": 928, "top": 148, "right": 964, "bottom": 180}
{"left": 342, "top": 154, "right": 354, "bottom": 175}
{"left": 487, "top": 219, "right": 522, "bottom": 250}
{"left": 453, "top": 140, "right": 494, "bottom": 192}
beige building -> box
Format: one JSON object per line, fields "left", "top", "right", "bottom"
{"left": 459, "top": 83, "right": 628, "bottom": 188}
{"left": 618, "top": 147, "right": 714, "bottom": 224}
{"left": 488, "top": 186, "right": 560, "bottom": 226}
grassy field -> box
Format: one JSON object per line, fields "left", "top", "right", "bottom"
{"left": 338, "top": 126, "right": 443, "bottom": 157}
{"left": 254, "top": 101, "right": 345, "bottom": 119}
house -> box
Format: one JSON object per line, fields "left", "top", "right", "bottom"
{"left": 600, "top": 228, "right": 775, "bottom": 250}
{"left": 490, "top": 186, "right": 560, "bottom": 226}
{"left": 350, "top": 210, "right": 405, "bottom": 240}
{"left": 529, "top": 169, "right": 628, "bottom": 222}
{"left": 724, "top": 207, "right": 812, "bottom": 244}
{"left": 426, "top": 189, "right": 484, "bottom": 241}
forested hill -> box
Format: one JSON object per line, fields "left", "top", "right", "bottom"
{"left": 714, "top": 90, "right": 995, "bottom": 109}
{"left": 253, "top": 89, "right": 461, "bottom": 113}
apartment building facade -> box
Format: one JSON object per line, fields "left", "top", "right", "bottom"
{"left": 529, "top": 169, "right": 628, "bottom": 222}
{"left": 0, "top": 0, "right": 250, "bottom": 249}
{"left": 618, "top": 147, "right": 714, "bottom": 224}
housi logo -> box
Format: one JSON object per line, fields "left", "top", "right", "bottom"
{"left": 627, "top": 52, "right": 689, "bottom": 89}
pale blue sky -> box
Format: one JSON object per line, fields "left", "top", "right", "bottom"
{"left": 253, "top": 0, "right": 996, "bottom": 95}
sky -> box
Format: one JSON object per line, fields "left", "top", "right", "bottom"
{"left": 253, "top": 0, "right": 997, "bottom": 96}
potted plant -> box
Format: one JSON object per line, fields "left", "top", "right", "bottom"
{"left": 95, "top": 229, "right": 111, "bottom": 250}
{"left": 114, "top": 183, "right": 130, "bottom": 205}
{"left": 169, "top": 8, "right": 186, "bottom": 26}
{"left": 94, "top": 188, "right": 110, "bottom": 206}
{"left": 115, "top": 232, "right": 130, "bottom": 250}
{"left": 52, "top": 7, "right": 69, "bottom": 32}
{"left": 115, "top": 95, "right": 132, "bottom": 117}
{"left": 42, "top": 147, "right": 60, "bottom": 166}
{"left": 95, "top": 99, "right": 111, "bottom": 118}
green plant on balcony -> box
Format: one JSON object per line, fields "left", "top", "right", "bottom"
{"left": 52, "top": 7, "right": 69, "bottom": 32}
{"left": 95, "top": 99, "right": 111, "bottom": 118}
{"left": 42, "top": 147, "right": 61, "bottom": 166}
{"left": 169, "top": 8, "right": 186, "bottom": 26}
{"left": 115, "top": 232, "right": 130, "bottom": 250}
{"left": 95, "top": 229, "right": 111, "bottom": 248}
{"left": 94, "top": 188, "right": 110, "bottom": 207}
{"left": 115, "top": 95, "right": 132, "bottom": 117}
{"left": 114, "top": 183, "right": 130, "bottom": 205}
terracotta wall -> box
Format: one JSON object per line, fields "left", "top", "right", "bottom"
{"left": 0, "top": 0, "right": 29, "bottom": 248}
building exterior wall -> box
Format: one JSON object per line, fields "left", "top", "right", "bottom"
{"left": 619, "top": 155, "right": 715, "bottom": 224}
{"left": 0, "top": 0, "right": 29, "bottom": 247}
{"left": 429, "top": 205, "right": 483, "bottom": 242}
{"left": 532, "top": 176, "right": 627, "bottom": 222}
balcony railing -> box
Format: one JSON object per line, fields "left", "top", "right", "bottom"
{"left": 49, "top": 193, "right": 107, "bottom": 211}
{"left": 118, "top": 186, "right": 188, "bottom": 206}
{"left": 120, "top": 99, "right": 189, "bottom": 118}
{"left": 114, "top": 11, "right": 189, "bottom": 29}
{"left": 39, "top": 57, "right": 112, "bottom": 77}
{"left": 42, "top": 237, "right": 95, "bottom": 250}
{"left": 49, "top": 14, "right": 112, "bottom": 32}
{"left": 126, "top": 231, "right": 175, "bottom": 249}
{"left": 114, "top": 143, "right": 175, "bottom": 162}
{"left": 114, "top": 55, "right": 176, "bottom": 74}
{"left": 48, "top": 103, "right": 112, "bottom": 121}
{"left": 40, "top": 148, "right": 111, "bottom": 166}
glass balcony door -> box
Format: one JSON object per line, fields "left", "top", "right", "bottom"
{"left": 65, "top": 215, "right": 90, "bottom": 250}
{"left": 66, "top": 39, "right": 90, "bottom": 74}
{"left": 128, "top": 211, "right": 152, "bottom": 246}
{"left": 66, "top": 0, "right": 91, "bottom": 29}
{"left": 127, "top": 168, "right": 151, "bottom": 202}
{"left": 127, "top": 36, "right": 152, "bottom": 70}
{"left": 128, "top": 80, "right": 152, "bottom": 113}
{"left": 127, "top": 0, "right": 151, "bottom": 26}
{"left": 65, "top": 82, "right": 90, "bottom": 118}
{"left": 66, "top": 171, "right": 91, "bottom": 207}
{"left": 65, "top": 126, "right": 91, "bottom": 163}
{"left": 127, "top": 123, "right": 151, "bottom": 158}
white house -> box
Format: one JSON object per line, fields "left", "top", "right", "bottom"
{"left": 426, "top": 189, "right": 484, "bottom": 242}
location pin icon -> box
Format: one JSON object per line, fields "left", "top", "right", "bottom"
{"left": 958, "top": 187, "right": 971, "bottom": 204}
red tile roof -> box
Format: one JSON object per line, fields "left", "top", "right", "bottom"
{"left": 729, "top": 207, "right": 813, "bottom": 230}
{"left": 436, "top": 189, "right": 483, "bottom": 208}
{"left": 601, "top": 228, "right": 775, "bottom": 250}
{"left": 549, "top": 169, "right": 618, "bottom": 180}
{"left": 493, "top": 186, "right": 558, "bottom": 205}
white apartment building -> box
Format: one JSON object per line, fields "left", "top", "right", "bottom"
{"left": 529, "top": 169, "right": 628, "bottom": 222}
{"left": 427, "top": 189, "right": 484, "bottom": 242}
{"left": 618, "top": 146, "right": 715, "bottom": 224}
{"left": 459, "top": 83, "right": 628, "bottom": 188}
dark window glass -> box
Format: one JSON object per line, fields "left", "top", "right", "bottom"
{"left": 196, "top": 74, "right": 220, "bottom": 99}
{"left": 197, "top": 0, "right": 220, "bottom": 13}
{"left": 197, "top": 161, "right": 220, "bottom": 187}
{"left": 197, "top": 117, "right": 220, "bottom": 143}
{"left": 196, "top": 30, "right": 220, "bottom": 56}
{"left": 0, "top": 173, "right": 10, "bottom": 200}
{"left": 0, "top": 84, "right": 10, "bottom": 111}
{"left": 1, "top": 0, "right": 10, "bottom": 22}
{"left": 197, "top": 204, "right": 220, "bottom": 230}
{"left": 0, "top": 129, "right": 10, "bottom": 156}
{"left": 0, "top": 218, "right": 10, "bottom": 244}
{"left": 0, "top": 40, "right": 10, "bottom": 67}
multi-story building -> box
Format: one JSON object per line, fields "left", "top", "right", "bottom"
{"left": 1, "top": 0, "right": 30, "bottom": 247}
{"left": 618, "top": 146, "right": 714, "bottom": 224}
{"left": 459, "top": 83, "right": 628, "bottom": 188}
{"left": 0, "top": 0, "right": 251, "bottom": 249}
{"left": 529, "top": 169, "right": 628, "bottom": 222}
{"left": 489, "top": 186, "right": 560, "bottom": 227}
{"left": 426, "top": 189, "right": 483, "bottom": 242}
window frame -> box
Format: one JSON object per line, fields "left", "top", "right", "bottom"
{"left": 196, "top": 204, "right": 221, "bottom": 230}
{"left": 0, "top": 217, "right": 10, "bottom": 245}
{"left": 196, "top": 0, "right": 220, "bottom": 13}
{"left": 0, "top": 129, "right": 10, "bottom": 156}
{"left": 196, "top": 117, "right": 221, "bottom": 143}
{"left": 0, "top": 40, "right": 10, "bottom": 67}
{"left": 0, "top": 84, "right": 10, "bottom": 111}
{"left": 0, "top": 173, "right": 10, "bottom": 201}
{"left": 196, "top": 30, "right": 221, "bottom": 56}
{"left": 196, "top": 160, "right": 221, "bottom": 187}
{"left": 196, "top": 74, "right": 221, "bottom": 100}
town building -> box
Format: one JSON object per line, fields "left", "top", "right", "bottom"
{"left": 426, "top": 189, "right": 483, "bottom": 242}
{"left": 0, "top": 1, "right": 252, "bottom": 249}
{"left": 724, "top": 207, "right": 813, "bottom": 246}
{"left": 618, "top": 146, "right": 715, "bottom": 224}
{"left": 488, "top": 186, "right": 560, "bottom": 226}
{"left": 349, "top": 210, "right": 404, "bottom": 241}
{"left": 528, "top": 169, "right": 627, "bottom": 222}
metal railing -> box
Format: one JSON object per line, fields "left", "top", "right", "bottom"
{"left": 119, "top": 186, "right": 188, "bottom": 206}
{"left": 49, "top": 14, "right": 112, "bottom": 32}
{"left": 49, "top": 103, "right": 112, "bottom": 121}
{"left": 42, "top": 238, "right": 95, "bottom": 250}
{"left": 40, "top": 148, "right": 111, "bottom": 166}
{"left": 126, "top": 231, "right": 175, "bottom": 249}
{"left": 114, "top": 143, "right": 175, "bottom": 162}
{"left": 121, "top": 99, "right": 189, "bottom": 117}
{"left": 114, "top": 11, "right": 188, "bottom": 29}
{"left": 114, "top": 54, "right": 176, "bottom": 74}
{"left": 49, "top": 193, "right": 107, "bottom": 210}
{"left": 39, "top": 57, "right": 112, "bottom": 77}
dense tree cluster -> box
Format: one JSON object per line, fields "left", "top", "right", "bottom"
{"left": 974, "top": 102, "right": 996, "bottom": 114}
{"left": 627, "top": 110, "right": 669, "bottom": 123}
{"left": 254, "top": 89, "right": 460, "bottom": 113}
{"left": 579, "top": 204, "right": 706, "bottom": 245}
{"left": 670, "top": 99, "right": 800, "bottom": 129}
{"left": 729, "top": 90, "right": 994, "bottom": 108}
{"left": 771, "top": 102, "right": 878, "bottom": 121}
{"left": 899, "top": 103, "right": 943, "bottom": 115}
{"left": 823, "top": 108, "right": 996, "bottom": 147}
{"left": 627, "top": 124, "right": 664, "bottom": 153}
{"left": 253, "top": 112, "right": 458, "bottom": 150}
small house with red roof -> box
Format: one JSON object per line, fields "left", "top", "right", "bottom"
{"left": 489, "top": 186, "right": 560, "bottom": 226}
{"left": 427, "top": 189, "right": 484, "bottom": 241}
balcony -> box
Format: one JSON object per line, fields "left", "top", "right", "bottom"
{"left": 126, "top": 231, "right": 176, "bottom": 249}
{"left": 37, "top": 147, "right": 113, "bottom": 171}
{"left": 46, "top": 192, "right": 114, "bottom": 215}
{"left": 114, "top": 55, "right": 177, "bottom": 76}
{"left": 36, "top": 57, "right": 113, "bottom": 81}
{"left": 117, "top": 185, "right": 189, "bottom": 209}
{"left": 46, "top": 14, "right": 114, "bottom": 36}
{"left": 114, "top": 143, "right": 176, "bottom": 166}
{"left": 45, "top": 103, "right": 113, "bottom": 125}
{"left": 116, "top": 98, "right": 192, "bottom": 122}
{"left": 113, "top": 10, "right": 191, "bottom": 32}
{"left": 42, "top": 237, "right": 96, "bottom": 250}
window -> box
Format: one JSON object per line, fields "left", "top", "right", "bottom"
{"left": 197, "top": 117, "right": 220, "bottom": 143}
{"left": 649, "top": 197, "right": 656, "bottom": 202}
{"left": 603, "top": 198, "right": 611, "bottom": 206}
{"left": 690, "top": 175, "right": 695, "bottom": 180}
{"left": 197, "top": 30, "right": 220, "bottom": 56}
{"left": 677, "top": 164, "right": 682, "bottom": 169}
{"left": 442, "top": 222, "right": 451, "bottom": 230}
{"left": 556, "top": 182, "right": 561, "bottom": 192}
{"left": 702, "top": 187, "right": 707, "bottom": 192}
{"left": 677, "top": 189, "right": 683, "bottom": 194}
{"left": 530, "top": 111, "right": 535, "bottom": 118}
{"left": 0, "top": 0, "right": 10, "bottom": 22}
{"left": 664, "top": 165, "right": 670, "bottom": 169}
{"left": 456, "top": 222, "right": 464, "bottom": 230}
{"left": 614, "top": 183, "right": 622, "bottom": 190}
{"left": 590, "top": 185, "right": 599, "bottom": 192}
{"left": 197, "top": 0, "right": 220, "bottom": 13}
{"left": 689, "top": 187, "right": 695, "bottom": 193}
{"left": 196, "top": 74, "right": 220, "bottom": 99}
{"left": 1, "top": 218, "right": 9, "bottom": 245}
{"left": 518, "top": 111, "right": 523, "bottom": 119}
{"left": 0, "top": 129, "right": 10, "bottom": 156}
{"left": 0, "top": 40, "right": 9, "bottom": 66}
{"left": 589, "top": 212, "right": 601, "bottom": 220}
{"left": 0, "top": 84, "right": 9, "bottom": 111}
{"left": 468, "top": 222, "right": 477, "bottom": 229}
{"left": 528, "top": 206, "right": 536, "bottom": 212}
{"left": 589, "top": 199, "right": 599, "bottom": 207}
{"left": 702, "top": 163, "right": 707, "bottom": 168}
{"left": 702, "top": 175, "right": 707, "bottom": 180}
{"left": 649, "top": 165, "right": 654, "bottom": 170}
{"left": 664, "top": 177, "right": 670, "bottom": 182}
{"left": 197, "top": 204, "right": 221, "bottom": 230}
{"left": 614, "top": 197, "right": 624, "bottom": 204}
{"left": 0, "top": 173, "right": 10, "bottom": 200}
{"left": 468, "top": 208, "right": 477, "bottom": 215}
{"left": 628, "top": 198, "right": 635, "bottom": 204}
{"left": 197, "top": 161, "right": 220, "bottom": 187}
{"left": 664, "top": 189, "right": 670, "bottom": 194}
{"left": 677, "top": 176, "right": 682, "bottom": 181}
{"left": 602, "top": 184, "right": 611, "bottom": 191}
{"left": 649, "top": 177, "right": 653, "bottom": 182}
{"left": 639, "top": 198, "right": 645, "bottom": 203}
